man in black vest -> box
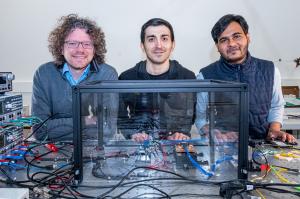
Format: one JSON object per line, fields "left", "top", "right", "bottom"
{"left": 196, "top": 14, "right": 296, "bottom": 144}
{"left": 118, "top": 18, "right": 195, "bottom": 142}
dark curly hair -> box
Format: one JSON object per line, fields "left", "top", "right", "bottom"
{"left": 48, "top": 14, "right": 106, "bottom": 66}
{"left": 211, "top": 14, "right": 249, "bottom": 43}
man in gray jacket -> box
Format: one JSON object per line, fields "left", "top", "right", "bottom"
{"left": 32, "top": 14, "right": 118, "bottom": 141}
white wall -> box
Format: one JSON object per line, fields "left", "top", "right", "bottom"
{"left": 1, "top": 0, "right": 300, "bottom": 108}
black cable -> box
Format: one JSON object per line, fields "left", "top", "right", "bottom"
{"left": 0, "top": 143, "right": 74, "bottom": 198}
{"left": 23, "top": 113, "right": 58, "bottom": 141}
{"left": 30, "top": 162, "right": 73, "bottom": 185}
{"left": 30, "top": 164, "right": 72, "bottom": 185}
{"left": 96, "top": 166, "right": 225, "bottom": 198}
{"left": 96, "top": 167, "right": 169, "bottom": 198}
{"left": 19, "top": 138, "right": 300, "bottom": 199}
{"left": 92, "top": 161, "right": 132, "bottom": 180}
{"left": 54, "top": 176, "right": 221, "bottom": 196}
{"left": 120, "top": 177, "right": 199, "bottom": 186}
{"left": 24, "top": 142, "right": 72, "bottom": 170}
{"left": 251, "top": 148, "right": 269, "bottom": 178}
{"left": 0, "top": 164, "right": 36, "bottom": 188}
{"left": 111, "top": 183, "right": 171, "bottom": 199}
{"left": 68, "top": 186, "right": 95, "bottom": 199}
{"left": 252, "top": 148, "right": 268, "bottom": 166}
{"left": 56, "top": 146, "right": 74, "bottom": 158}
{"left": 126, "top": 192, "right": 166, "bottom": 199}
{"left": 252, "top": 148, "right": 299, "bottom": 174}
{"left": 271, "top": 164, "right": 299, "bottom": 173}
{"left": 221, "top": 180, "right": 300, "bottom": 198}
{"left": 28, "top": 165, "right": 97, "bottom": 199}
{"left": 230, "top": 189, "right": 246, "bottom": 199}
{"left": 68, "top": 177, "right": 195, "bottom": 190}
{"left": 29, "top": 170, "right": 78, "bottom": 199}
{"left": 26, "top": 150, "right": 73, "bottom": 188}
{"left": 261, "top": 187, "right": 300, "bottom": 197}
{"left": 46, "top": 190, "right": 78, "bottom": 199}
{"left": 25, "top": 143, "right": 55, "bottom": 185}
{"left": 22, "top": 143, "right": 82, "bottom": 198}
{"left": 159, "top": 193, "right": 221, "bottom": 198}
{"left": 262, "top": 183, "right": 300, "bottom": 187}
{"left": 0, "top": 167, "right": 14, "bottom": 183}
{"left": 68, "top": 178, "right": 300, "bottom": 199}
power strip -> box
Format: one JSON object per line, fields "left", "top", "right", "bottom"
{"left": 0, "top": 188, "right": 29, "bottom": 199}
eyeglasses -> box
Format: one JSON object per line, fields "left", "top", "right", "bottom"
{"left": 64, "top": 41, "right": 94, "bottom": 49}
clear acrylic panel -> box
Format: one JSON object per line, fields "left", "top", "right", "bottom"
{"left": 73, "top": 80, "right": 248, "bottom": 187}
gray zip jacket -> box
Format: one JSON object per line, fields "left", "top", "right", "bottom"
{"left": 31, "top": 61, "right": 118, "bottom": 141}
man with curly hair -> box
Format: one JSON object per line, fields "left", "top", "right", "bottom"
{"left": 32, "top": 14, "right": 118, "bottom": 141}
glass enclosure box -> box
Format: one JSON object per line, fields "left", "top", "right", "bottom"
{"left": 72, "top": 80, "right": 248, "bottom": 186}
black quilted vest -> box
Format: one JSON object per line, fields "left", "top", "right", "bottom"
{"left": 200, "top": 54, "right": 274, "bottom": 139}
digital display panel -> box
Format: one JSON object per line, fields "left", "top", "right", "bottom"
{"left": 0, "top": 76, "right": 6, "bottom": 84}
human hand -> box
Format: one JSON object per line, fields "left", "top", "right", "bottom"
{"left": 199, "top": 125, "right": 238, "bottom": 142}
{"left": 267, "top": 129, "right": 297, "bottom": 144}
{"left": 84, "top": 116, "right": 97, "bottom": 125}
{"left": 213, "top": 130, "right": 238, "bottom": 143}
{"left": 167, "top": 132, "right": 190, "bottom": 140}
{"left": 131, "top": 132, "right": 149, "bottom": 142}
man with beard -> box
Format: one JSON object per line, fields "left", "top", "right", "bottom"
{"left": 196, "top": 14, "right": 297, "bottom": 144}
{"left": 118, "top": 18, "right": 195, "bottom": 142}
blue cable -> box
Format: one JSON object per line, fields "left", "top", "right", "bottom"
{"left": 211, "top": 155, "right": 234, "bottom": 172}
{"left": 0, "top": 155, "right": 23, "bottom": 160}
{"left": 0, "top": 162, "right": 26, "bottom": 169}
{"left": 184, "top": 146, "right": 213, "bottom": 177}
{"left": 160, "top": 137, "right": 208, "bottom": 145}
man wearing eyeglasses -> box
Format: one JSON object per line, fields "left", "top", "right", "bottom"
{"left": 32, "top": 14, "right": 118, "bottom": 141}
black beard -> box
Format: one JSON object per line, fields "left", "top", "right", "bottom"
{"left": 146, "top": 55, "right": 169, "bottom": 65}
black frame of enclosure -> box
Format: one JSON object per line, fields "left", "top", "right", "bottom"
{"left": 72, "top": 79, "right": 249, "bottom": 182}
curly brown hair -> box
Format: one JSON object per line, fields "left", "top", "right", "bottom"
{"left": 48, "top": 14, "right": 106, "bottom": 66}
